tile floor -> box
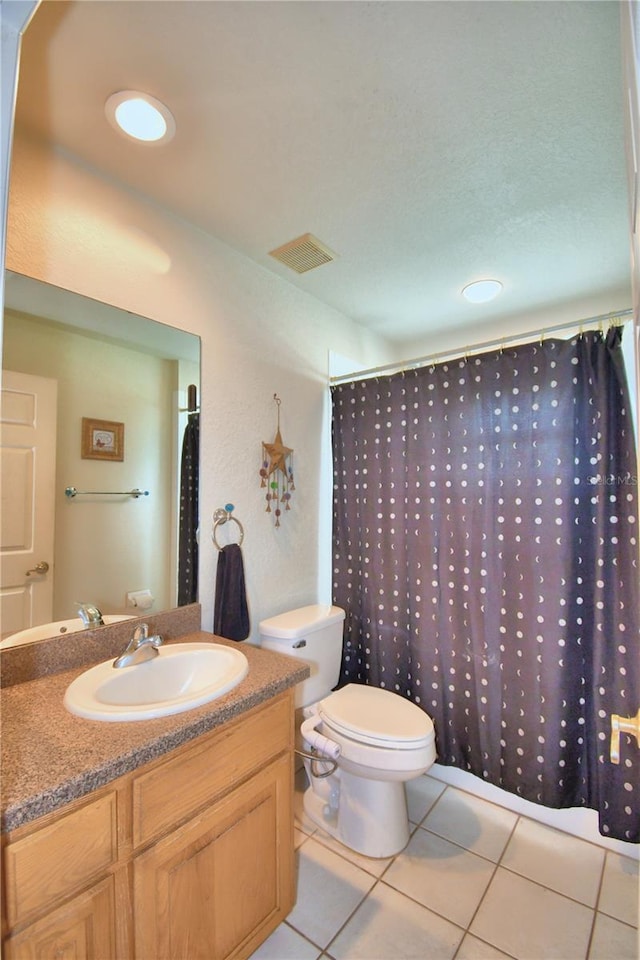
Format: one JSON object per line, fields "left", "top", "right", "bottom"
{"left": 250, "top": 770, "right": 639, "bottom": 960}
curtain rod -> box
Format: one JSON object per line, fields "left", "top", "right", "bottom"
{"left": 329, "top": 308, "right": 634, "bottom": 385}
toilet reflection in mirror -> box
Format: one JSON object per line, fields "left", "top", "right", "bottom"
{"left": 1, "top": 272, "right": 201, "bottom": 645}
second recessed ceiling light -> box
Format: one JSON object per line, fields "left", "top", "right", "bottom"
{"left": 105, "top": 91, "right": 175, "bottom": 144}
{"left": 462, "top": 279, "right": 503, "bottom": 303}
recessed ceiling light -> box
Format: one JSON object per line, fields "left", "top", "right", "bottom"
{"left": 105, "top": 91, "right": 175, "bottom": 144}
{"left": 462, "top": 279, "right": 503, "bottom": 303}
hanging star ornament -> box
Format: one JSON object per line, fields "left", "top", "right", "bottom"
{"left": 263, "top": 429, "right": 292, "bottom": 480}
{"left": 259, "top": 395, "right": 295, "bottom": 527}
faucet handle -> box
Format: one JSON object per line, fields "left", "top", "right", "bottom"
{"left": 113, "top": 624, "right": 162, "bottom": 668}
{"left": 132, "top": 623, "right": 163, "bottom": 649}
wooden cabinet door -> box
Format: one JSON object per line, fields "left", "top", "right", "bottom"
{"left": 3, "top": 876, "right": 117, "bottom": 960}
{"left": 134, "top": 754, "right": 294, "bottom": 960}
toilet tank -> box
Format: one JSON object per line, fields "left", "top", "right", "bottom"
{"left": 259, "top": 604, "right": 345, "bottom": 707}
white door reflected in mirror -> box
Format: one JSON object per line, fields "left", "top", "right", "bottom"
{"left": 0, "top": 371, "right": 57, "bottom": 639}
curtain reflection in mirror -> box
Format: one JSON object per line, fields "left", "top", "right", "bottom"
{"left": 178, "top": 386, "right": 199, "bottom": 605}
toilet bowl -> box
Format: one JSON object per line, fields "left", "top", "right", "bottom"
{"left": 259, "top": 605, "right": 437, "bottom": 858}
{"left": 301, "top": 683, "right": 436, "bottom": 857}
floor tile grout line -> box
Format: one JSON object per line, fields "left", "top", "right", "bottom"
{"left": 490, "top": 814, "right": 607, "bottom": 916}
{"left": 413, "top": 820, "right": 516, "bottom": 867}
{"left": 594, "top": 910, "right": 639, "bottom": 931}
{"left": 291, "top": 782, "right": 637, "bottom": 960}
{"left": 410, "top": 815, "right": 614, "bottom": 915}
{"left": 449, "top": 811, "right": 524, "bottom": 959}
{"left": 592, "top": 848, "right": 610, "bottom": 918}
{"left": 294, "top": 813, "right": 636, "bottom": 919}
{"left": 456, "top": 931, "right": 520, "bottom": 960}
{"left": 354, "top": 874, "right": 473, "bottom": 955}
{"left": 412, "top": 793, "right": 630, "bottom": 874}
{"left": 449, "top": 853, "right": 501, "bottom": 954}
{"left": 301, "top": 829, "right": 393, "bottom": 880}
{"left": 292, "top": 830, "right": 473, "bottom": 957}
{"left": 285, "top": 864, "right": 631, "bottom": 959}
{"left": 281, "top": 919, "right": 329, "bottom": 957}
{"left": 320, "top": 876, "right": 383, "bottom": 959}
{"left": 294, "top": 812, "right": 618, "bottom": 929}
{"left": 423, "top": 775, "right": 639, "bottom": 865}
{"left": 294, "top": 829, "right": 636, "bottom": 960}
{"left": 295, "top": 811, "right": 399, "bottom": 880}
{"left": 493, "top": 860, "right": 605, "bottom": 914}
{"left": 375, "top": 872, "right": 484, "bottom": 944}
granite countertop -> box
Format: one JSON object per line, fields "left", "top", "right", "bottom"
{"left": 1, "top": 631, "right": 308, "bottom": 833}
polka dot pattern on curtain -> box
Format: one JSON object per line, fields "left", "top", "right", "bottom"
{"left": 331, "top": 329, "right": 639, "bottom": 842}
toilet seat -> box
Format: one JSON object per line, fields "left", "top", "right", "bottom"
{"left": 320, "top": 683, "right": 433, "bottom": 750}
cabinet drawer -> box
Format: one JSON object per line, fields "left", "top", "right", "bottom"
{"left": 4, "top": 792, "right": 118, "bottom": 928}
{"left": 132, "top": 693, "right": 292, "bottom": 848}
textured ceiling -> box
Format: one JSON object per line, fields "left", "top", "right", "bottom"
{"left": 13, "top": 0, "right": 632, "bottom": 346}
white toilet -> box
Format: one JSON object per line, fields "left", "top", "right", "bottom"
{"left": 259, "top": 604, "right": 436, "bottom": 858}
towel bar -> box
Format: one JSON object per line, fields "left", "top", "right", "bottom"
{"left": 212, "top": 504, "right": 245, "bottom": 550}
{"left": 65, "top": 486, "right": 149, "bottom": 499}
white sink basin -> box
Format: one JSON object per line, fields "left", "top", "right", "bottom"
{"left": 1, "top": 615, "right": 134, "bottom": 649}
{"left": 63, "top": 642, "right": 249, "bottom": 722}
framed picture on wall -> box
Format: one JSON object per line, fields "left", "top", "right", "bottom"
{"left": 81, "top": 417, "right": 124, "bottom": 461}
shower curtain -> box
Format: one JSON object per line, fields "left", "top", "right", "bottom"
{"left": 331, "top": 329, "right": 639, "bottom": 842}
{"left": 178, "top": 411, "right": 199, "bottom": 605}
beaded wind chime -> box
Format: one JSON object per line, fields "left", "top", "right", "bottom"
{"left": 259, "top": 394, "right": 294, "bottom": 527}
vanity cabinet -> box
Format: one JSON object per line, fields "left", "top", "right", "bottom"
{"left": 2, "top": 690, "right": 295, "bottom": 960}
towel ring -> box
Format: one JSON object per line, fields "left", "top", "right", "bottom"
{"left": 212, "top": 504, "right": 244, "bottom": 551}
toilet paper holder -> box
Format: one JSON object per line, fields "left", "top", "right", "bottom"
{"left": 610, "top": 708, "right": 640, "bottom": 764}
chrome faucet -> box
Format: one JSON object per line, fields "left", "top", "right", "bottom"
{"left": 77, "top": 603, "right": 105, "bottom": 627}
{"left": 113, "top": 623, "right": 163, "bottom": 669}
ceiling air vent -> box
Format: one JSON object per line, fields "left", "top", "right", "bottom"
{"left": 268, "top": 233, "right": 336, "bottom": 274}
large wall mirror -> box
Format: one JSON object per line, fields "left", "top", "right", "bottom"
{"left": 1, "top": 271, "right": 201, "bottom": 646}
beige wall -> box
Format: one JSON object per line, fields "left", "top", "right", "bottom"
{"left": 3, "top": 309, "right": 174, "bottom": 619}
{"left": 5, "top": 132, "right": 396, "bottom": 637}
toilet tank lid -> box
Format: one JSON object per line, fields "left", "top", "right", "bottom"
{"left": 259, "top": 604, "right": 345, "bottom": 639}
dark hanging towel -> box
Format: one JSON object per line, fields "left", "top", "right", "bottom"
{"left": 214, "top": 543, "right": 250, "bottom": 641}
{"left": 178, "top": 412, "right": 199, "bottom": 605}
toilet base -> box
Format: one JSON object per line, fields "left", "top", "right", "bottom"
{"left": 303, "top": 766, "right": 410, "bottom": 858}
